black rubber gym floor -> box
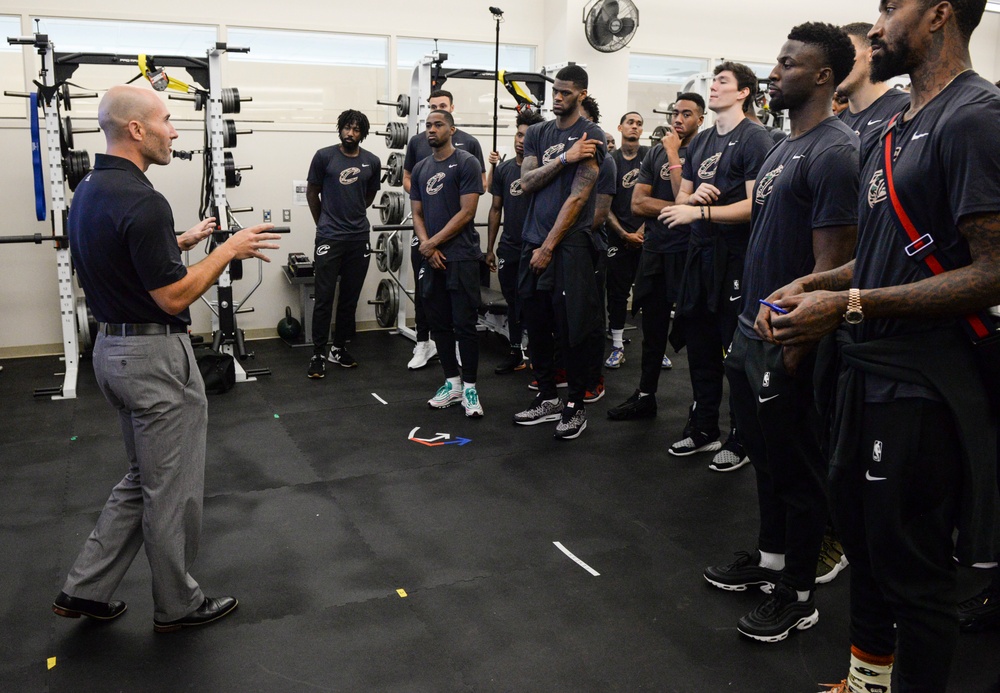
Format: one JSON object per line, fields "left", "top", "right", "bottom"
{"left": 2, "top": 329, "right": 998, "bottom": 692}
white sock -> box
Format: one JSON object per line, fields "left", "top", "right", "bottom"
{"left": 447, "top": 376, "right": 461, "bottom": 389}
{"left": 543, "top": 397, "right": 560, "bottom": 405}
{"left": 847, "top": 649, "right": 893, "bottom": 692}
{"left": 638, "top": 391, "right": 651, "bottom": 398}
{"left": 463, "top": 381, "right": 476, "bottom": 391}
{"left": 796, "top": 589, "right": 810, "bottom": 602}
{"left": 611, "top": 329, "right": 624, "bottom": 349}
{"left": 758, "top": 550, "right": 785, "bottom": 571}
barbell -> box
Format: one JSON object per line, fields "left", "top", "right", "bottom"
{"left": 376, "top": 122, "right": 409, "bottom": 150}
{"left": 377, "top": 93, "right": 410, "bottom": 118}
{"left": 382, "top": 151, "right": 404, "bottom": 187}
{"left": 650, "top": 125, "right": 669, "bottom": 143}
{"left": 373, "top": 190, "right": 406, "bottom": 225}
{"left": 373, "top": 231, "right": 403, "bottom": 273}
{"left": 369, "top": 277, "right": 400, "bottom": 328}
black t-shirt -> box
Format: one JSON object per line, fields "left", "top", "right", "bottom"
{"left": 404, "top": 128, "right": 486, "bottom": 174}
{"left": 637, "top": 143, "right": 690, "bottom": 254}
{"left": 610, "top": 146, "right": 648, "bottom": 234}
{"left": 854, "top": 72, "right": 1000, "bottom": 344}
{"left": 489, "top": 157, "right": 531, "bottom": 249}
{"left": 69, "top": 154, "right": 189, "bottom": 326}
{"left": 739, "top": 118, "right": 860, "bottom": 339}
{"left": 682, "top": 118, "right": 773, "bottom": 248}
{"left": 307, "top": 145, "right": 381, "bottom": 241}
{"left": 522, "top": 116, "right": 608, "bottom": 246}
{"left": 410, "top": 148, "right": 485, "bottom": 261}
{"left": 839, "top": 88, "right": 910, "bottom": 165}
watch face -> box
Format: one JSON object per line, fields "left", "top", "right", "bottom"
{"left": 845, "top": 310, "right": 863, "bottom": 325}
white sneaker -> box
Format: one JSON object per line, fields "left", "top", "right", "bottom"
{"left": 462, "top": 385, "right": 483, "bottom": 418}
{"left": 428, "top": 381, "right": 462, "bottom": 409}
{"left": 407, "top": 340, "right": 437, "bottom": 370}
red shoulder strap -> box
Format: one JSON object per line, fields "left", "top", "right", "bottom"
{"left": 882, "top": 115, "right": 992, "bottom": 340}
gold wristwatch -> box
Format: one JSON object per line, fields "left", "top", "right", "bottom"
{"left": 844, "top": 288, "right": 864, "bottom": 325}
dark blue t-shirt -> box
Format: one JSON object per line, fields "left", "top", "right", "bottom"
{"left": 610, "top": 146, "right": 648, "bottom": 234}
{"left": 69, "top": 154, "right": 189, "bottom": 326}
{"left": 404, "top": 128, "right": 486, "bottom": 174}
{"left": 521, "top": 116, "right": 608, "bottom": 246}
{"left": 409, "top": 148, "right": 485, "bottom": 262}
{"left": 682, "top": 118, "right": 773, "bottom": 248}
{"left": 489, "top": 157, "right": 530, "bottom": 250}
{"left": 636, "top": 143, "right": 690, "bottom": 254}
{"left": 739, "top": 117, "right": 859, "bottom": 339}
{"left": 307, "top": 145, "right": 381, "bottom": 241}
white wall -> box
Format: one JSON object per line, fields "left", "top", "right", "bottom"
{"left": 2, "top": 0, "right": 998, "bottom": 354}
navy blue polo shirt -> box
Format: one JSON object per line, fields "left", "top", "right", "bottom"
{"left": 68, "top": 154, "right": 189, "bottom": 326}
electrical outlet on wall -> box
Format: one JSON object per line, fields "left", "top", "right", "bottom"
{"left": 282, "top": 209, "right": 291, "bottom": 222}
{"left": 263, "top": 209, "right": 271, "bottom": 222}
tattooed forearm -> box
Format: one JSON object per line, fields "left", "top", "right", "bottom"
{"left": 542, "top": 159, "right": 599, "bottom": 251}
{"left": 520, "top": 155, "right": 564, "bottom": 194}
{"left": 863, "top": 212, "right": 1000, "bottom": 319}
{"left": 803, "top": 260, "right": 855, "bottom": 292}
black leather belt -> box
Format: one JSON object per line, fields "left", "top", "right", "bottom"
{"left": 100, "top": 323, "right": 185, "bottom": 336}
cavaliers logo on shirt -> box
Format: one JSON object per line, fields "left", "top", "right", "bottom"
{"left": 660, "top": 157, "right": 685, "bottom": 180}
{"left": 867, "top": 169, "right": 887, "bottom": 208}
{"left": 339, "top": 167, "right": 361, "bottom": 185}
{"left": 698, "top": 152, "right": 721, "bottom": 180}
{"left": 754, "top": 165, "right": 784, "bottom": 205}
{"left": 622, "top": 169, "right": 641, "bottom": 189}
{"left": 425, "top": 172, "right": 446, "bottom": 196}
{"left": 509, "top": 179, "right": 524, "bottom": 197}
{"left": 542, "top": 143, "right": 566, "bottom": 165}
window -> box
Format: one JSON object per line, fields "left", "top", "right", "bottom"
{"left": 31, "top": 17, "right": 217, "bottom": 55}
{"left": 627, "top": 54, "right": 710, "bottom": 130}
{"left": 0, "top": 16, "right": 26, "bottom": 118}
{"left": 226, "top": 28, "right": 389, "bottom": 125}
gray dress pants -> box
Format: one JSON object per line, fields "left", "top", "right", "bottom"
{"left": 62, "top": 331, "right": 207, "bottom": 622}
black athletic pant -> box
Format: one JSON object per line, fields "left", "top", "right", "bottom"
{"left": 410, "top": 240, "right": 430, "bottom": 341}
{"left": 638, "top": 270, "right": 673, "bottom": 394}
{"left": 522, "top": 290, "right": 599, "bottom": 404}
{"left": 312, "top": 238, "right": 371, "bottom": 354}
{"left": 681, "top": 251, "right": 740, "bottom": 436}
{"left": 606, "top": 244, "right": 641, "bottom": 332}
{"left": 421, "top": 260, "right": 480, "bottom": 383}
{"left": 496, "top": 243, "right": 522, "bottom": 348}
{"left": 726, "top": 331, "right": 827, "bottom": 592}
{"left": 830, "top": 398, "right": 962, "bottom": 691}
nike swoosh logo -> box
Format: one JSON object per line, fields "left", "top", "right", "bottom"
{"left": 729, "top": 295, "right": 741, "bottom": 302}
{"left": 792, "top": 155, "right": 804, "bottom": 160}
{"left": 362, "top": 164, "right": 370, "bottom": 167}
{"left": 867, "top": 119, "right": 883, "bottom": 126}
{"left": 758, "top": 394, "right": 779, "bottom": 403}
{"left": 866, "top": 471, "right": 888, "bottom": 481}
{"left": 568, "top": 137, "right": 579, "bottom": 141}
{"left": 449, "top": 164, "right": 458, "bottom": 168}
{"left": 912, "top": 133, "right": 930, "bottom": 140}
{"left": 728, "top": 142, "right": 737, "bottom": 147}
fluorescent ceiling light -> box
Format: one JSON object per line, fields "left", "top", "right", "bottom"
{"left": 987, "top": 1, "right": 1000, "bottom": 12}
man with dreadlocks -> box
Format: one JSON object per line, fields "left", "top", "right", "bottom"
{"left": 306, "top": 109, "right": 382, "bottom": 377}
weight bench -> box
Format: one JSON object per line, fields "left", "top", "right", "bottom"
{"left": 477, "top": 286, "right": 510, "bottom": 340}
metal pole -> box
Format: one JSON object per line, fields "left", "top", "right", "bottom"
{"left": 490, "top": 7, "right": 503, "bottom": 163}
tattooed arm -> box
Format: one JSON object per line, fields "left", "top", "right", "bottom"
{"left": 769, "top": 211, "right": 1000, "bottom": 344}
{"left": 530, "top": 158, "right": 600, "bottom": 273}
{"left": 520, "top": 133, "right": 599, "bottom": 194}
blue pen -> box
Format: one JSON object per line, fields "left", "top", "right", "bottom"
{"left": 758, "top": 299, "right": 789, "bottom": 315}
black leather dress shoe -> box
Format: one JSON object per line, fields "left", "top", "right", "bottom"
{"left": 52, "top": 592, "right": 127, "bottom": 621}
{"left": 153, "top": 596, "right": 238, "bottom": 633}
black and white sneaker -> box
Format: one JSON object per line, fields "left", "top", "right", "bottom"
{"left": 513, "top": 396, "right": 564, "bottom": 425}
{"left": 307, "top": 355, "right": 326, "bottom": 379}
{"left": 327, "top": 347, "right": 358, "bottom": 368}
{"left": 668, "top": 429, "right": 721, "bottom": 456}
{"left": 554, "top": 402, "right": 587, "bottom": 440}
{"left": 704, "top": 550, "right": 782, "bottom": 592}
{"left": 709, "top": 428, "right": 750, "bottom": 472}
{"left": 737, "top": 583, "right": 819, "bottom": 643}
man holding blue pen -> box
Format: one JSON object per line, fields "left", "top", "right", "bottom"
{"left": 702, "top": 23, "right": 859, "bottom": 644}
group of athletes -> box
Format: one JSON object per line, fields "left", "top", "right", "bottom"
{"left": 300, "top": 2, "right": 1000, "bottom": 690}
